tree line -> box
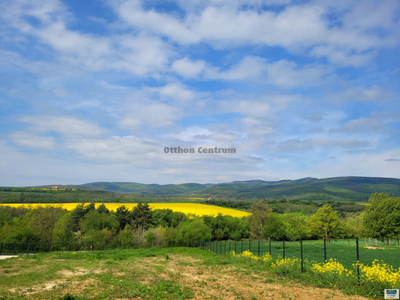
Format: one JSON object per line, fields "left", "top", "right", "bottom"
{"left": 0, "top": 193, "right": 398, "bottom": 252}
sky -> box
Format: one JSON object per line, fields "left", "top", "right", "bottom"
{"left": 0, "top": 0, "right": 400, "bottom": 186}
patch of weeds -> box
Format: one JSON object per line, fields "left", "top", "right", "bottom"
{"left": 60, "top": 294, "right": 83, "bottom": 300}
{"left": 262, "top": 278, "right": 275, "bottom": 283}
{"left": 111, "top": 278, "right": 193, "bottom": 299}
{"left": 113, "top": 255, "right": 128, "bottom": 261}
{"left": 1, "top": 266, "right": 12, "bottom": 269}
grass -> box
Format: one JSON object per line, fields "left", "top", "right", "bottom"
{"left": 0, "top": 246, "right": 394, "bottom": 299}
{"left": 209, "top": 239, "right": 400, "bottom": 269}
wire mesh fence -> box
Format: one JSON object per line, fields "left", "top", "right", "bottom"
{"left": 0, "top": 242, "right": 37, "bottom": 256}
{"left": 200, "top": 237, "right": 400, "bottom": 280}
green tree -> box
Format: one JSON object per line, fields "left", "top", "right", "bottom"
{"left": 80, "top": 210, "right": 119, "bottom": 234}
{"left": 29, "top": 206, "right": 64, "bottom": 251}
{"left": 247, "top": 200, "right": 272, "bottom": 240}
{"left": 115, "top": 205, "right": 131, "bottom": 230}
{"left": 176, "top": 220, "right": 212, "bottom": 247}
{"left": 118, "top": 224, "right": 138, "bottom": 249}
{"left": 97, "top": 203, "right": 110, "bottom": 214}
{"left": 363, "top": 193, "right": 400, "bottom": 244}
{"left": 283, "top": 213, "right": 310, "bottom": 241}
{"left": 131, "top": 202, "right": 153, "bottom": 236}
{"left": 309, "top": 205, "right": 339, "bottom": 242}
{"left": 263, "top": 213, "right": 286, "bottom": 241}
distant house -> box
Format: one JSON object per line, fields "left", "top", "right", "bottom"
{"left": 51, "top": 186, "right": 59, "bottom": 189}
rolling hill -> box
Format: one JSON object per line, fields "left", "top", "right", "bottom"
{"left": 33, "top": 176, "right": 400, "bottom": 202}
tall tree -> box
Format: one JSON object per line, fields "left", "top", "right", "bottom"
{"left": 115, "top": 205, "right": 131, "bottom": 230}
{"left": 29, "top": 206, "right": 64, "bottom": 251}
{"left": 363, "top": 193, "right": 400, "bottom": 244}
{"left": 309, "top": 205, "right": 339, "bottom": 242}
{"left": 131, "top": 202, "right": 153, "bottom": 236}
{"left": 247, "top": 200, "right": 272, "bottom": 240}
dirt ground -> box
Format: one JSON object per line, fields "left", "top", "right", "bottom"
{"left": 1, "top": 254, "right": 371, "bottom": 300}
{"left": 126, "top": 255, "right": 369, "bottom": 300}
{"left": 0, "top": 255, "right": 19, "bottom": 260}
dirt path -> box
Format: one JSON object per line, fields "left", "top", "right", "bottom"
{"left": 0, "top": 255, "right": 19, "bottom": 260}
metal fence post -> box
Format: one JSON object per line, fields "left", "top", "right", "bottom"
{"left": 241, "top": 240, "right": 243, "bottom": 254}
{"left": 356, "top": 238, "right": 360, "bottom": 286}
{"left": 249, "top": 240, "right": 251, "bottom": 253}
{"left": 235, "top": 240, "right": 237, "bottom": 253}
{"left": 14, "top": 242, "right": 16, "bottom": 255}
{"left": 283, "top": 239, "right": 285, "bottom": 259}
{"left": 229, "top": 240, "right": 231, "bottom": 253}
{"left": 258, "top": 240, "right": 260, "bottom": 257}
{"left": 300, "top": 239, "right": 303, "bottom": 273}
{"left": 324, "top": 239, "right": 327, "bottom": 263}
{"left": 225, "top": 240, "right": 227, "bottom": 254}
{"left": 27, "top": 243, "right": 30, "bottom": 255}
{"left": 0, "top": 242, "right": 2, "bottom": 255}
{"left": 269, "top": 237, "right": 271, "bottom": 256}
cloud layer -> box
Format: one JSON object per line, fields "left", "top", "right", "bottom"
{"left": 0, "top": 0, "right": 399, "bottom": 185}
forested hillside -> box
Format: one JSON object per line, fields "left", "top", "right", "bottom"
{"left": 19, "top": 176, "right": 400, "bottom": 201}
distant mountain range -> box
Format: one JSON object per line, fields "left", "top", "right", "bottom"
{"left": 35, "top": 176, "right": 400, "bottom": 202}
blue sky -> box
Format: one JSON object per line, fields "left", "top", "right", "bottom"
{"left": 1, "top": 0, "right": 399, "bottom": 186}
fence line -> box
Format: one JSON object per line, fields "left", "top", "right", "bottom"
{"left": 200, "top": 238, "right": 362, "bottom": 285}
{"left": 0, "top": 242, "right": 37, "bottom": 256}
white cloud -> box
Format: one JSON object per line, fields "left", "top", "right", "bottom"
{"left": 67, "top": 135, "right": 159, "bottom": 163}
{"left": 370, "top": 111, "right": 400, "bottom": 123}
{"left": 148, "top": 82, "right": 196, "bottom": 102}
{"left": 115, "top": 35, "right": 174, "bottom": 75}
{"left": 264, "top": 60, "right": 328, "bottom": 88}
{"left": 325, "top": 85, "right": 388, "bottom": 102}
{"left": 330, "top": 117, "right": 384, "bottom": 133}
{"left": 206, "top": 56, "right": 267, "bottom": 81}
{"left": 310, "top": 45, "right": 376, "bottom": 68}
{"left": 203, "top": 57, "right": 329, "bottom": 88}
{"left": 119, "top": 101, "right": 181, "bottom": 129}
{"left": 18, "top": 116, "right": 107, "bottom": 137}
{"left": 171, "top": 57, "right": 206, "bottom": 78}
{"left": 1, "top": 1, "right": 174, "bottom": 76}
{"left": 271, "top": 138, "right": 369, "bottom": 152}
{"left": 110, "top": 0, "right": 399, "bottom": 65}
{"left": 9, "top": 131, "right": 56, "bottom": 149}
{"left": 170, "top": 127, "right": 214, "bottom": 142}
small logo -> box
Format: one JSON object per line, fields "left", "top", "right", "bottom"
{"left": 385, "top": 289, "right": 399, "bottom": 299}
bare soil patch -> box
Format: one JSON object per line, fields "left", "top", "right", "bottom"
{"left": 0, "top": 253, "right": 370, "bottom": 299}
{"left": 147, "top": 255, "right": 368, "bottom": 300}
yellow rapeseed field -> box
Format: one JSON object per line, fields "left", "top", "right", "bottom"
{"left": 0, "top": 203, "right": 250, "bottom": 217}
